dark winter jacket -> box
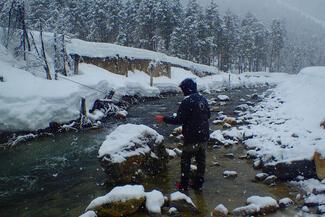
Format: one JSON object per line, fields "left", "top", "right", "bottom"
{"left": 164, "top": 79, "right": 210, "bottom": 145}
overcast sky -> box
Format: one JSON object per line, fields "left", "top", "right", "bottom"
{"left": 182, "top": 0, "right": 325, "bottom": 37}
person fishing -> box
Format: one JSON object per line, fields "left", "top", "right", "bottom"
{"left": 155, "top": 78, "right": 210, "bottom": 191}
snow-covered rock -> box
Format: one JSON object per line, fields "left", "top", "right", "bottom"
{"left": 223, "top": 117, "right": 237, "bottom": 126}
{"left": 223, "top": 170, "right": 238, "bottom": 178}
{"left": 114, "top": 110, "right": 128, "bottom": 119}
{"left": 210, "top": 130, "right": 226, "bottom": 146}
{"left": 253, "top": 159, "right": 262, "bottom": 169}
{"left": 232, "top": 204, "right": 260, "bottom": 216}
{"left": 98, "top": 124, "right": 163, "bottom": 162}
{"left": 86, "top": 185, "right": 145, "bottom": 216}
{"left": 279, "top": 197, "right": 294, "bottom": 208}
{"left": 212, "top": 119, "right": 223, "bottom": 125}
{"left": 236, "top": 104, "right": 249, "bottom": 111}
{"left": 98, "top": 124, "right": 167, "bottom": 183}
{"left": 166, "top": 148, "right": 177, "bottom": 158}
{"left": 145, "top": 190, "right": 165, "bottom": 214}
{"left": 211, "top": 204, "right": 229, "bottom": 217}
{"left": 211, "top": 106, "right": 221, "bottom": 113}
{"left": 223, "top": 128, "right": 243, "bottom": 141}
{"left": 168, "top": 207, "right": 178, "bottom": 215}
{"left": 247, "top": 196, "right": 279, "bottom": 214}
{"left": 217, "top": 95, "right": 230, "bottom": 101}
{"left": 264, "top": 175, "right": 277, "bottom": 185}
{"left": 224, "top": 153, "right": 235, "bottom": 159}
{"left": 169, "top": 192, "right": 198, "bottom": 213}
{"left": 317, "top": 205, "right": 325, "bottom": 214}
{"left": 171, "top": 126, "right": 182, "bottom": 136}
{"left": 255, "top": 173, "right": 269, "bottom": 182}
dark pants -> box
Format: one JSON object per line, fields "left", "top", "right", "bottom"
{"left": 180, "top": 143, "right": 206, "bottom": 189}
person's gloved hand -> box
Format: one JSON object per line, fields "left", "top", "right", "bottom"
{"left": 155, "top": 115, "right": 164, "bottom": 123}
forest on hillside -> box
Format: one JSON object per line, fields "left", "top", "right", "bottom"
{"left": 0, "top": 0, "right": 324, "bottom": 73}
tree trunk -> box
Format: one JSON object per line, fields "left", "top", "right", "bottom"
{"left": 40, "top": 23, "right": 52, "bottom": 80}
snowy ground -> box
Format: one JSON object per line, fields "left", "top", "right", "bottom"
{"left": 240, "top": 67, "right": 325, "bottom": 164}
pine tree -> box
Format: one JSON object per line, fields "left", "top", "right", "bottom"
{"left": 106, "top": 0, "right": 124, "bottom": 43}
{"left": 240, "top": 13, "right": 258, "bottom": 71}
{"left": 251, "top": 21, "right": 269, "bottom": 71}
{"left": 220, "top": 10, "right": 240, "bottom": 72}
{"left": 29, "top": 0, "right": 50, "bottom": 28}
{"left": 270, "top": 19, "right": 285, "bottom": 71}
{"left": 205, "top": 0, "right": 222, "bottom": 66}
{"left": 169, "top": 26, "right": 187, "bottom": 59}
{"left": 196, "top": 12, "right": 210, "bottom": 65}
{"left": 154, "top": 0, "right": 177, "bottom": 51}
{"left": 90, "top": 0, "right": 111, "bottom": 42}
{"left": 182, "top": 0, "right": 203, "bottom": 61}
{"left": 134, "top": 0, "right": 157, "bottom": 50}
{"left": 121, "top": 0, "right": 141, "bottom": 46}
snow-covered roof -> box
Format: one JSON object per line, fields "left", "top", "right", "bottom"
{"left": 67, "top": 39, "right": 218, "bottom": 74}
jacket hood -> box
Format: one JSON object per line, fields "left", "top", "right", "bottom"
{"left": 179, "top": 78, "right": 198, "bottom": 96}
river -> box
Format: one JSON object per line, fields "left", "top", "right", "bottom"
{"left": 0, "top": 87, "right": 300, "bottom": 217}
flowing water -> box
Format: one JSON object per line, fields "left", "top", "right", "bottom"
{"left": 0, "top": 87, "right": 300, "bottom": 217}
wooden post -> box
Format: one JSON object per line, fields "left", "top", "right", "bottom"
{"left": 54, "top": 33, "right": 58, "bottom": 80}
{"left": 131, "top": 59, "right": 135, "bottom": 72}
{"left": 167, "top": 63, "right": 171, "bottom": 78}
{"left": 125, "top": 58, "right": 129, "bottom": 78}
{"left": 228, "top": 74, "right": 231, "bottom": 90}
{"left": 80, "top": 97, "right": 87, "bottom": 118}
{"left": 148, "top": 61, "right": 154, "bottom": 87}
{"left": 80, "top": 97, "right": 87, "bottom": 128}
{"left": 62, "top": 35, "right": 67, "bottom": 76}
{"left": 74, "top": 55, "right": 80, "bottom": 75}
{"left": 150, "top": 68, "right": 153, "bottom": 87}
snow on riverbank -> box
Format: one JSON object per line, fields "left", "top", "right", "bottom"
{"left": 240, "top": 67, "right": 325, "bottom": 163}
{"left": 0, "top": 40, "right": 285, "bottom": 132}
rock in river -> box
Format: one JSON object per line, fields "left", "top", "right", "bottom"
{"left": 232, "top": 196, "right": 279, "bottom": 216}
{"left": 145, "top": 190, "right": 165, "bottom": 214}
{"left": 85, "top": 185, "right": 146, "bottom": 217}
{"left": 211, "top": 204, "right": 229, "bottom": 217}
{"left": 217, "top": 95, "right": 230, "bottom": 101}
{"left": 98, "top": 124, "right": 168, "bottom": 183}
{"left": 247, "top": 196, "right": 279, "bottom": 215}
{"left": 255, "top": 173, "right": 269, "bottom": 182}
{"left": 279, "top": 197, "right": 294, "bottom": 209}
{"left": 223, "top": 170, "right": 238, "bottom": 178}
{"left": 169, "top": 191, "right": 198, "bottom": 213}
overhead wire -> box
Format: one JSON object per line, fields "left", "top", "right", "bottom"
{"left": 57, "top": 74, "right": 108, "bottom": 95}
